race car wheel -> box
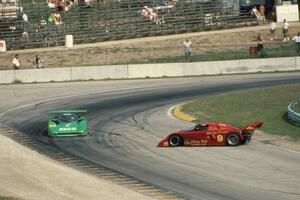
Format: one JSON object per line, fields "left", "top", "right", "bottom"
{"left": 169, "top": 135, "right": 182, "bottom": 147}
{"left": 226, "top": 133, "right": 241, "bottom": 146}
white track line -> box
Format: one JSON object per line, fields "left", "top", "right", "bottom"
{"left": 167, "top": 104, "right": 178, "bottom": 119}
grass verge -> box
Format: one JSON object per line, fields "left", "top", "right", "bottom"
{"left": 149, "top": 44, "right": 298, "bottom": 63}
{"left": 182, "top": 83, "right": 300, "bottom": 142}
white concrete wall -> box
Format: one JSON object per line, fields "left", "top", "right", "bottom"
{"left": 0, "top": 70, "right": 14, "bottom": 84}
{"left": 128, "top": 63, "right": 183, "bottom": 78}
{"left": 14, "top": 68, "right": 72, "bottom": 83}
{"left": 183, "top": 60, "right": 239, "bottom": 76}
{"left": 238, "top": 57, "right": 297, "bottom": 73}
{"left": 71, "top": 65, "right": 128, "bottom": 80}
{"left": 0, "top": 56, "right": 299, "bottom": 84}
{"left": 295, "top": 57, "right": 300, "bottom": 70}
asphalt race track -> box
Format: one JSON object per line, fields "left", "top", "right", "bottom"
{"left": 1, "top": 73, "right": 300, "bottom": 200}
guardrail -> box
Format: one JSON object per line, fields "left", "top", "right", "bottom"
{"left": 288, "top": 100, "right": 300, "bottom": 125}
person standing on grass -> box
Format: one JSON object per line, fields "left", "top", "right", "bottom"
{"left": 257, "top": 33, "right": 264, "bottom": 57}
{"left": 269, "top": 20, "right": 276, "bottom": 40}
{"left": 12, "top": 54, "right": 20, "bottom": 70}
{"left": 183, "top": 38, "right": 192, "bottom": 61}
{"left": 292, "top": 32, "right": 300, "bottom": 54}
{"left": 282, "top": 19, "right": 289, "bottom": 41}
{"left": 35, "top": 54, "right": 44, "bottom": 69}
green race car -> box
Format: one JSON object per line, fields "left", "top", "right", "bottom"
{"left": 48, "top": 110, "right": 88, "bottom": 137}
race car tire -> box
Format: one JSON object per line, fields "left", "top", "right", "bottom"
{"left": 226, "top": 133, "right": 241, "bottom": 146}
{"left": 169, "top": 134, "right": 182, "bottom": 147}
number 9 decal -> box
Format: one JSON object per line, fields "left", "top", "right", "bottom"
{"left": 217, "top": 135, "right": 224, "bottom": 142}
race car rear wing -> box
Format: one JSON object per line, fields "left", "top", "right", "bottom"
{"left": 243, "top": 121, "right": 263, "bottom": 132}
{"left": 48, "top": 110, "right": 88, "bottom": 119}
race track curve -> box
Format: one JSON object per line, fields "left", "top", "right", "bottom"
{"left": 1, "top": 73, "right": 300, "bottom": 200}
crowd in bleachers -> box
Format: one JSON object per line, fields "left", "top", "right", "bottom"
{"left": 140, "top": 0, "right": 177, "bottom": 24}
{"left": 0, "top": 0, "right": 258, "bottom": 50}
{"left": 141, "top": 6, "right": 163, "bottom": 24}
{"left": 47, "top": 0, "right": 77, "bottom": 11}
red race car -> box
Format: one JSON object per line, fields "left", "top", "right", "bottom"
{"left": 158, "top": 121, "right": 263, "bottom": 147}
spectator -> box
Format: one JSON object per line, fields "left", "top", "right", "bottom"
{"left": 269, "top": 20, "right": 276, "bottom": 40}
{"left": 22, "top": 31, "right": 29, "bottom": 44}
{"left": 9, "top": 26, "right": 16, "bottom": 32}
{"left": 84, "top": 0, "right": 93, "bottom": 6}
{"left": 48, "top": 13, "right": 55, "bottom": 24}
{"left": 141, "top": 6, "right": 163, "bottom": 24}
{"left": 251, "top": 6, "right": 263, "bottom": 22}
{"left": 141, "top": 6, "right": 149, "bottom": 19}
{"left": 22, "top": 31, "right": 29, "bottom": 38}
{"left": 65, "top": 0, "right": 74, "bottom": 11}
{"left": 183, "top": 38, "right": 192, "bottom": 61}
{"left": 292, "top": 32, "right": 300, "bottom": 54}
{"left": 22, "top": 13, "right": 29, "bottom": 35}
{"left": 53, "top": 11, "right": 62, "bottom": 25}
{"left": 35, "top": 54, "right": 44, "bottom": 69}
{"left": 47, "top": 0, "right": 56, "bottom": 8}
{"left": 258, "top": 4, "right": 265, "bottom": 22}
{"left": 12, "top": 54, "right": 20, "bottom": 70}
{"left": 282, "top": 19, "right": 289, "bottom": 41}
{"left": 167, "top": 0, "right": 177, "bottom": 5}
{"left": 149, "top": 8, "right": 161, "bottom": 24}
{"left": 148, "top": 8, "right": 155, "bottom": 20}
{"left": 256, "top": 33, "right": 263, "bottom": 57}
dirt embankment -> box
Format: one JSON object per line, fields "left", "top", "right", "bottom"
{"left": 1, "top": 22, "right": 300, "bottom": 70}
{"left": 0, "top": 132, "right": 153, "bottom": 200}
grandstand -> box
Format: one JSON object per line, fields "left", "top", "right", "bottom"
{"left": 0, "top": 0, "right": 257, "bottom": 50}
